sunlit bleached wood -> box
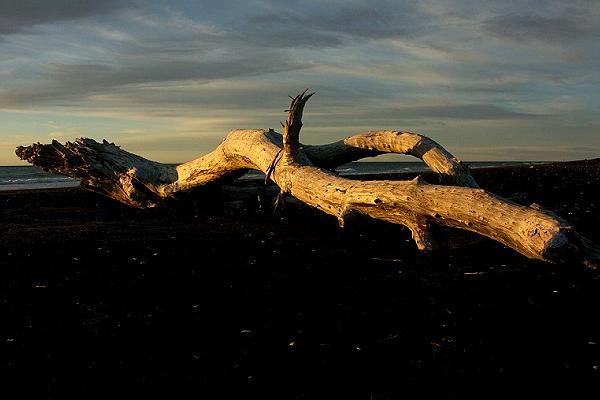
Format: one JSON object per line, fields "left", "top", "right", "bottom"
{"left": 304, "top": 131, "right": 478, "bottom": 188}
{"left": 16, "top": 91, "right": 599, "bottom": 266}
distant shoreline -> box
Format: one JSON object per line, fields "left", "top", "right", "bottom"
{"left": 0, "top": 160, "right": 566, "bottom": 192}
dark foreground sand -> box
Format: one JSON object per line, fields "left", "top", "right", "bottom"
{"left": 2, "top": 160, "right": 600, "bottom": 399}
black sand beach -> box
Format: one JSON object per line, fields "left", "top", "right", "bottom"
{"left": 2, "top": 160, "right": 600, "bottom": 399}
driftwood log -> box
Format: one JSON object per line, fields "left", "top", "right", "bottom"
{"left": 16, "top": 90, "right": 600, "bottom": 267}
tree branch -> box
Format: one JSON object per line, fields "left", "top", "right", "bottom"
{"left": 15, "top": 90, "right": 599, "bottom": 266}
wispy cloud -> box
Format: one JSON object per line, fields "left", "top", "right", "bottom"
{"left": 0, "top": 0, "right": 135, "bottom": 35}
{"left": 481, "top": 14, "right": 598, "bottom": 43}
{"left": 1, "top": 0, "right": 599, "bottom": 164}
{"left": 0, "top": 58, "right": 311, "bottom": 108}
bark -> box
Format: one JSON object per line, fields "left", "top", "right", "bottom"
{"left": 304, "top": 131, "right": 478, "bottom": 188}
{"left": 15, "top": 91, "right": 599, "bottom": 266}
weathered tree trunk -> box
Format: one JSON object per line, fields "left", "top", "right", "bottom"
{"left": 15, "top": 91, "right": 599, "bottom": 266}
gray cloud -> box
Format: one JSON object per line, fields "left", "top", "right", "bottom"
{"left": 285, "top": 104, "right": 543, "bottom": 129}
{"left": 0, "top": 0, "right": 134, "bottom": 35}
{"left": 46, "top": 58, "right": 309, "bottom": 88}
{"left": 1, "top": 0, "right": 599, "bottom": 165}
{"left": 0, "top": 56, "right": 310, "bottom": 108}
{"left": 481, "top": 14, "right": 597, "bottom": 43}
{"left": 245, "top": 1, "right": 424, "bottom": 48}
{"left": 384, "top": 104, "right": 543, "bottom": 120}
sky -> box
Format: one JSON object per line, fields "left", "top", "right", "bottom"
{"left": 1, "top": 0, "right": 599, "bottom": 165}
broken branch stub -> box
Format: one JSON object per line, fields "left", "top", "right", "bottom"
{"left": 282, "top": 89, "right": 314, "bottom": 163}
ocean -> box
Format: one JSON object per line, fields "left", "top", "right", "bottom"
{"left": 0, "top": 162, "right": 538, "bottom": 191}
